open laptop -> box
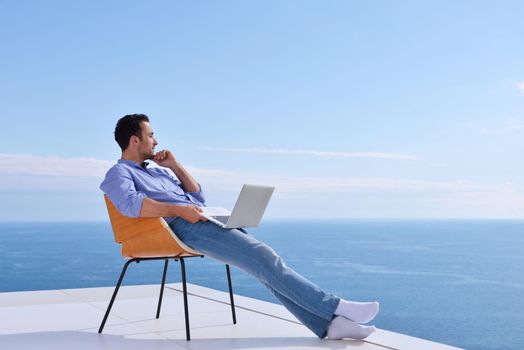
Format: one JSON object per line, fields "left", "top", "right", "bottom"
{"left": 202, "top": 184, "right": 275, "bottom": 229}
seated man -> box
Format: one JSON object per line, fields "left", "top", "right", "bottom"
{"left": 100, "top": 114, "right": 379, "bottom": 340}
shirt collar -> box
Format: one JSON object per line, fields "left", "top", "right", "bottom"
{"left": 118, "top": 159, "right": 149, "bottom": 169}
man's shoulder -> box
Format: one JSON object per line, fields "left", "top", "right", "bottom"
{"left": 106, "top": 162, "right": 130, "bottom": 174}
{"left": 103, "top": 162, "right": 139, "bottom": 180}
{"left": 100, "top": 162, "right": 136, "bottom": 192}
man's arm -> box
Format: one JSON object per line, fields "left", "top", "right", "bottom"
{"left": 100, "top": 164, "right": 206, "bottom": 223}
{"left": 153, "top": 150, "right": 200, "bottom": 193}
{"left": 140, "top": 198, "right": 206, "bottom": 224}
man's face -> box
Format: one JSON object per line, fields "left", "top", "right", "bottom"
{"left": 137, "top": 121, "right": 158, "bottom": 160}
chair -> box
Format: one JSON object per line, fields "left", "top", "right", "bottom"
{"left": 98, "top": 195, "right": 237, "bottom": 340}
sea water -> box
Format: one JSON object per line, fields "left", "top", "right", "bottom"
{"left": 0, "top": 220, "right": 522, "bottom": 350}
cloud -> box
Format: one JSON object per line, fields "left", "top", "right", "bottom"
{"left": 187, "top": 166, "right": 501, "bottom": 194}
{"left": 199, "top": 147, "right": 422, "bottom": 161}
{"left": 469, "top": 118, "right": 524, "bottom": 136}
{"left": 503, "top": 118, "right": 524, "bottom": 132}
{"left": 185, "top": 167, "right": 524, "bottom": 218}
{"left": 427, "top": 162, "right": 447, "bottom": 167}
{"left": 518, "top": 81, "right": 524, "bottom": 95}
{"left": 0, "top": 154, "right": 522, "bottom": 219}
{"left": 0, "top": 153, "right": 113, "bottom": 177}
{"left": 0, "top": 153, "right": 507, "bottom": 195}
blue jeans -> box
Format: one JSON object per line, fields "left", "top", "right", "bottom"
{"left": 169, "top": 218, "right": 340, "bottom": 338}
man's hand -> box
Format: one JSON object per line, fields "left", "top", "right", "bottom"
{"left": 152, "top": 149, "right": 200, "bottom": 193}
{"left": 178, "top": 205, "right": 208, "bottom": 224}
{"left": 139, "top": 199, "right": 207, "bottom": 222}
{"left": 152, "top": 149, "right": 177, "bottom": 169}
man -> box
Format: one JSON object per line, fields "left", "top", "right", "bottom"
{"left": 101, "top": 114, "right": 379, "bottom": 340}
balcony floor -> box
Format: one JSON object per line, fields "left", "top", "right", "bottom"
{"left": 0, "top": 283, "right": 463, "bottom": 350}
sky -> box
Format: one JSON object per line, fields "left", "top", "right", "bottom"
{"left": 1, "top": 0, "right": 523, "bottom": 221}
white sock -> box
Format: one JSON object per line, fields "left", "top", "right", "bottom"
{"left": 334, "top": 299, "right": 379, "bottom": 324}
{"left": 327, "top": 316, "right": 376, "bottom": 340}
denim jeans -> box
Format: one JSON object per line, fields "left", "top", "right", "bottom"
{"left": 169, "top": 218, "right": 340, "bottom": 338}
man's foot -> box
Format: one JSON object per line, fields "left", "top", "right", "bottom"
{"left": 326, "top": 316, "right": 376, "bottom": 340}
{"left": 334, "top": 299, "right": 379, "bottom": 324}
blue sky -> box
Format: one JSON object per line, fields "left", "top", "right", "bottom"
{"left": 1, "top": 1, "right": 523, "bottom": 221}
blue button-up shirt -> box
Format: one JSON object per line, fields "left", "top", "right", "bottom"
{"left": 100, "top": 159, "right": 205, "bottom": 223}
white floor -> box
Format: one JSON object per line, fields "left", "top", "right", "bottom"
{"left": 0, "top": 283, "right": 463, "bottom": 350}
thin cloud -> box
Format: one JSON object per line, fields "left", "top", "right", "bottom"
{"left": 0, "top": 153, "right": 113, "bottom": 177}
{"left": 199, "top": 147, "right": 422, "bottom": 161}
{"left": 1, "top": 153, "right": 522, "bottom": 218}
{"left": 470, "top": 118, "right": 524, "bottom": 135}
{"left": 185, "top": 165, "right": 502, "bottom": 194}
{"left": 503, "top": 118, "right": 524, "bottom": 132}
{"left": 0, "top": 153, "right": 514, "bottom": 195}
{"left": 518, "top": 81, "right": 524, "bottom": 95}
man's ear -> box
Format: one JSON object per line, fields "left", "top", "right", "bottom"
{"left": 127, "top": 135, "right": 139, "bottom": 149}
{"left": 130, "top": 135, "right": 139, "bottom": 145}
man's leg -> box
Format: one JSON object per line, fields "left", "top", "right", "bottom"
{"left": 260, "top": 280, "right": 333, "bottom": 337}
{"left": 169, "top": 218, "right": 340, "bottom": 336}
{"left": 264, "top": 283, "right": 376, "bottom": 340}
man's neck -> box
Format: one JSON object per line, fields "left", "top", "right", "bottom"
{"left": 121, "top": 151, "right": 144, "bottom": 165}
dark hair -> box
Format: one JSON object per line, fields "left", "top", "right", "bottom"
{"left": 114, "top": 114, "right": 150, "bottom": 151}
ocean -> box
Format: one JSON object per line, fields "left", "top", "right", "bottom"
{"left": 1, "top": 220, "right": 523, "bottom": 350}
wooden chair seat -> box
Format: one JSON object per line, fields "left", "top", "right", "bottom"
{"left": 104, "top": 195, "right": 201, "bottom": 258}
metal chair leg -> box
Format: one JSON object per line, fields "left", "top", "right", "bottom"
{"left": 98, "top": 258, "right": 138, "bottom": 333}
{"left": 180, "top": 257, "right": 191, "bottom": 340}
{"left": 226, "top": 264, "right": 237, "bottom": 324}
{"left": 156, "top": 259, "right": 169, "bottom": 319}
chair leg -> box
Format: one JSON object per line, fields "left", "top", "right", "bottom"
{"left": 156, "top": 259, "right": 169, "bottom": 319}
{"left": 98, "top": 258, "right": 137, "bottom": 333}
{"left": 180, "top": 257, "right": 191, "bottom": 340}
{"left": 225, "top": 264, "right": 237, "bottom": 324}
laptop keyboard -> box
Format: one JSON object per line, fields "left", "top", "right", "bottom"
{"left": 212, "top": 216, "right": 229, "bottom": 225}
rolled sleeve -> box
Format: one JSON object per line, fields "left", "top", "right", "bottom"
{"left": 186, "top": 183, "right": 205, "bottom": 206}
{"left": 157, "top": 167, "right": 206, "bottom": 206}
{"left": 100, "top": 166, "right": 146, "bottom": 217}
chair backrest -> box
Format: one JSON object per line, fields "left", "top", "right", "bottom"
{"left": 104, "top": 195, "right": 201, "bottom": 258}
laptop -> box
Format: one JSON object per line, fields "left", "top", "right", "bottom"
{"left": 202, "top": 184, "right": 275, "bottom": 228}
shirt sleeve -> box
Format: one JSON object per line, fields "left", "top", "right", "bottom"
{"left": 186, "top": 184, "right": 206, "bottom": 206}
{"left": 99, "top": 165, "right": 146, "bottom": 217}
{"left": 156, "top": 167, "right": 206, "bottom": 206}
